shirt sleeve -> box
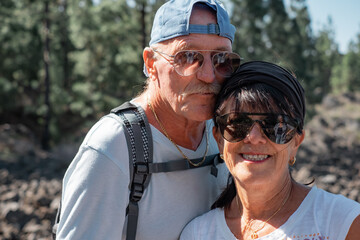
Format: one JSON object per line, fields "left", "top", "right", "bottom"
{"left": 56, "top": 116, "right": 130, "bottom": 239}
{"left": 330, "top": 195, "right": 360, "bottom": 239}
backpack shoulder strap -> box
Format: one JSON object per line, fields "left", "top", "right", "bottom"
{"left": 111, "top": 101, "right": 153, "bottom": 240}
{"left": 111, "top": 102, "right": 225, "bottom": 240}
{"left": 111, "top": 101, "right": 153, "bottom": 188}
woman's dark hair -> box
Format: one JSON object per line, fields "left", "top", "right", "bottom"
{"left": 213, "top": 83, "right": 298, "bottom": 127}
{"left": 211, "top": 174, "right": 236, "bottom": 209}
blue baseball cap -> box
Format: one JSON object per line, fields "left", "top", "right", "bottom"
{"left": 149, "top": 0, "right": 236, "bottom": 46}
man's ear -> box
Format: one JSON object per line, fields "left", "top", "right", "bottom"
{"left": 143, "top": 47, "right": 157, "bottom": 80}
{"left": 213, "top": 126, "right": 224, "bottom": 153}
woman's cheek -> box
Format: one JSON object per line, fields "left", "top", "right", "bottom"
{"left": 223, "top": 143, "right": 237, "bottom": 173}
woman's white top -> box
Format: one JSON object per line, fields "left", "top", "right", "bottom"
{"left": 180, "top": 187, "right": 360, "bottom": 240}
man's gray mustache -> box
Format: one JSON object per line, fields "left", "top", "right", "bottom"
{"left": 182, "top": 83, "right": 222, "bottom": 96}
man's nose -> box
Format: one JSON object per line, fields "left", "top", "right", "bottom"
{"left": 196, "top": 55, "right": 216, "bottom": 83}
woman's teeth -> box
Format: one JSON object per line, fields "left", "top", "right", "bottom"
{"left": 242, "top": 154, "right": 269, "bottom": 161}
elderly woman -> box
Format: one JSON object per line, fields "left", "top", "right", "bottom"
{"left": 180, "top": 61, "right": 360, "bottom": 239}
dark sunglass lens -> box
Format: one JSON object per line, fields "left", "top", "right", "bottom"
{"left": 213, "top": 52, "right": 241, "bottom": 76}
{"left": 218, "top": 114, "right": 252, "bottom": 142}
{"left": 175, "top": 51, "right": 204, "bottom": 76}
{"left": 261, "top": 114, "right": 297, "bottom": 144}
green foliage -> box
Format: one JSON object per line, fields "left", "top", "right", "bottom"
{"left": 230, "top": 0, "right": 317, "bottom": 103}
{"left": 0, "top": 0, "right": 43, "bottom": 113}
{"left": 330, "top": 35, "right": 360, "bottom": 94}
{"left": 1, "top": 0, "right": 359, "bottom": 148}
{"left": 308, "top": 18, "right": 340, "bottom": 102}
{"left": 230, "top": 0, "right": 268, "bottom": 60}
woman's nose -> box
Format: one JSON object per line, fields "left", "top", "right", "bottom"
{"left": 243, "top": 123, "right": 267, "bottom": 144}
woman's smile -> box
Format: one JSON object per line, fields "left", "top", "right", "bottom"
{"left": 240, "top": 153, "right": 270, "bottom": 162}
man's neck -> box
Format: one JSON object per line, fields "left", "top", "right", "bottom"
{"left": 134, "top": 93, "right": 207, "bottom": 150}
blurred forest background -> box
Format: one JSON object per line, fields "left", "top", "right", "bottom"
{"left": 1, "top": 0, "right": 360, "bottom": 239}
{"left": 1, "top": 0, "right": 360, "bottom": 150}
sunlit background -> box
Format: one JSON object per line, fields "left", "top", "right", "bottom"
{"left": 0, "top": 0, "right": 359, "bottom": 239}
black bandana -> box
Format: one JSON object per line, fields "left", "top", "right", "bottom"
{"left": 228, "top": 61, "right": 305, "bottom": 129}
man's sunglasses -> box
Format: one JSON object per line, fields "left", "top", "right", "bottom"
{"left": 151, "top": 48, "right": 241, "bottom": 77}
{"left": 215, "top": 112, "right": 300, "bottom": 144}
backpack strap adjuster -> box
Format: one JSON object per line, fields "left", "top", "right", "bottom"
{"left": 134, "top": 162, "right": 149, "bottom": 175}
{"left": 130, "top": 182, "right": 145, "bottom": 202}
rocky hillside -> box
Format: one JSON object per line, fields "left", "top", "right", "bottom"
{"left": 0, "top": 92, "right": 359, "bottom": 239}
{"left": 0, "top": 125, "right": 76, "bottom": 240}
{"left": 293, "top": 92, "right": 360, "bottom": 200}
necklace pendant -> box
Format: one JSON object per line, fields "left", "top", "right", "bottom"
{"left": 251, "top": 232, "right": 259, "bottom": 239}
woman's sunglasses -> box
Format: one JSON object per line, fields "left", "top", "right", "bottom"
{"left": 151, "top": 48, "right": 241, "bottom": 77}
{"left": 215, "top": 112, "right": 300, "bottom": 144}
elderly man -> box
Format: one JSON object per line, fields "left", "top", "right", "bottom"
{"left": 55, "top": 0, "right": 241, "bottom": 239}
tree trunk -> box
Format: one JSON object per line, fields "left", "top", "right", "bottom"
{"left": 61, "top": 0, "right": 70, "bottom": 89}
{"left": 140, "top": 0, "right": 146, "bottom": 49}
{"left": 42, "top": 0, "right": 51, "bottom": 150}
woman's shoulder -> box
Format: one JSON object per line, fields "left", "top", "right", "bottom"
{"left": 180, "top": 208, "right": 231, "bottom": 240}
{"left": 312, "top": 187, "right": 360, "bottom": 238}
{"left": 288, "top": 186, "right": 360, "bottom": 226}
{"left": 187, "top": 208, "right": 222, "bottom": 228}
{"left": 305, "top": 187, "right": 360, "bottom": 227}
{"left": 313, "top": 187, "right": 360, "bottom": 207}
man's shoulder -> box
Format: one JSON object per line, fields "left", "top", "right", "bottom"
{"left": 85, "top": 114, "right": 126, "bottom": 142}
{"left": 78, "top": 114, "right": 130, "bottom": 160}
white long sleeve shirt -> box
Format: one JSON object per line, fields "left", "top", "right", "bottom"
{"left": 56, "top": 112, "right": 228, "bottom": 240}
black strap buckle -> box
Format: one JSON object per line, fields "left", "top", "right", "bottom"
{"left": 135, "top": 162, "right": 149, "bottom": 174}
{"left": 130, "top": 182, "right": 144, "bottom": 202}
